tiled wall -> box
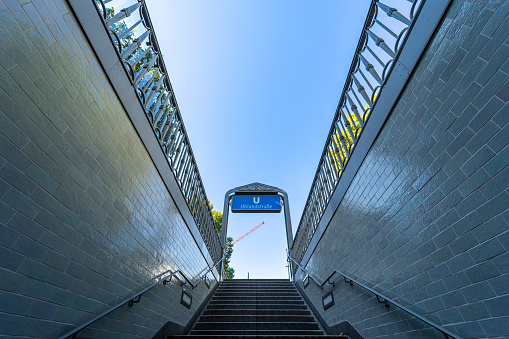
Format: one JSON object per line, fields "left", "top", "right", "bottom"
{"left": 298, "top": 0, "right": 508, "bottom": 338}
{"left": 0, "top": 0, "right": 215, "bottom": 337}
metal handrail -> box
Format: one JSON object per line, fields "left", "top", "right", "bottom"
{"left": 294, "top": 264, "right": 462, "bottom": 339}
{"left": 92, "top": 0, "right": 222, "bottom": 263}
{"left": 287, "top": 254, "right": 323, "bottom": 286}
{"left": 291, "top": 0, "right": 425, "bottom": 262}
{"left": 192, "top": 251, "right": 227, "bottom": 285}
{"left": 57, "top": 269, "right": 197, "bottom": 339}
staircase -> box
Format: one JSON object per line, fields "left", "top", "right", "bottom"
{"left": 170, "top": 279, "right": 348, "bottom": 338}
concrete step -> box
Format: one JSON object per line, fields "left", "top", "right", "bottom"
{"left": 178, "top": 279, "right": 330, "bottom": 337}
{"left": 218, "top": 285, "right": 295, "bottom": 289}
{"left": 207, "top": 304, "right": 307, "bottom": 309}
{"left": 183, "top": 329, "right": 327, "bottom": 336}
{"left": 206, "top": 303, "right": 308, "bottom": 310}
{"left": 216, "top": 287, "right": 297, "bottom": 291}
{"left": 215, "top": 290, "right": 297, "bottom": 295}
{"left": 211, "top": 295, "right": 302, "bottom": 301}
{"left": 221, "top": 281, "right": 293, "bottom": 284}
{"left": 223, "top": 279, "right": 291, "bottom": 282}
{"left": 199, "top": 315, "right": 316, "bottom": 323}
{"left": 203, "top": 309, "right": 311, "bottom": 316}
{"left": 208, "top": 299, "right": 305, "bottom": 305}
{"left": 194, "top": 321, "right": 320, "bottom": 331}
{"left": 188, "top": 329, "right": 325, "bottom": 336}
{"left": 209, "top": 300, "right": 304, "bottom": 306}
{"left": 218, "top": 286, "right": 294, "bottom": 289}
{"left": 221, "top": 282, "right": 293, "bottom": 286}
{"left": 222, "top": 280, "right": 292, "bottom": 282}
{"left": 214, "top": 291, "right": 300, "bottom": 297}
{"left": 171, "top": 334, "right": 348, "bottom": 338}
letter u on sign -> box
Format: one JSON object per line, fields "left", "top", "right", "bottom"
{"left": 253, "top": 197, "right": 260, "bottom": 204}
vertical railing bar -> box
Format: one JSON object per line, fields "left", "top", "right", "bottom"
{"left": 128, "top": 47, "right": 151, "bottom": 67}
{"left": 174, "top": 141, "right": 187, "bottom": 176}
{"left": 133, "top": 53, "right": 158, "bottom": 85}
{"left": 140, "top": 69, "right": 159, "bottom": 94}
{"left": 367, "top": 29, "right": 396, "bottom": 58}
{"left": 175, "top": 150, "right": 188, "bottom": 183}
{"left": 345, "top": 91, "right": 364, "bottom": 129}
{"left": 364, "top": 44, "right": 387, "bottom": 69}
{"left": 358, "top": 68, "right": 375, "bottom": 93}
{"left": 331, "top": 128, "right": 345, "bottom": 165}
{"left": 121, "top": 30, "right": 150, "bottom": 60}
{"left": 326, "top": 152, "right": 337, "bottom": 186}
{"left": 159, "top": 111, "right": 173, "bottom": 141}
{"left": 176, "top": 149, "right": 188, "bottom": 181}
{"left": 118, "top": 19, "right": 142, "bottom": 40}
{"left": 374, "top": 18, "right": 399, "bottom": 39}
{"left": 164, "top": 112, "right": 179, "bottom": 145}
{"left": 339, "top": 107, "right": 357, "bottom": 144}
{"left": 315, "top": 178, "right": 325, "bottom": 215}
{"left": 144, "top": 75, "right": 165, "bottom": 108}
{"left": 189, "top": 175, "right": 199, "bottom": 214}
{"left": 325, "top": 151, "right": 338, "bottom": 182}
{"left": 182, "top": 162, "right": 194, "bottom": 193}
{"left": 316, "top": 172, "right": 325, "bottom": 210}
{"left": 179, "top": 153, "right": 192, "bottom": 184}
{"left": 152, "top": 93, "right": 171, "bottom": 124}
{"left": 352, "top": 73, "right": 373, "bottom": 111}
{"left": 168, "top": 130, "right": 182, "bottom": 164}
{"left": 330, "top": 144, "right": 342, "bottom": 175}
{"left": 321, "top": 163, "right": 332, "bottom": 196}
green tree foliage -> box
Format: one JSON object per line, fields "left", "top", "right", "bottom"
{"left": 212, "top": 208, "right": 223, "bottom": 234}
{"left": 329, "top": 94, "right": 377, "bottom": 173}
{"left": 210, "top": 204, "right": 235, "bottom": 279}
{"left": 329, "top": 111, "right": 363, "bottom": 173}
{"left": 223, "top": 241, "right": 235, "bottom": 279}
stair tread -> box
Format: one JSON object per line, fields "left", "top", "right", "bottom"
{"left": 205, "top": 302, "right": 306, "bottom": 308}
{"left": 190, "top": 330, "right": 323, "bottom": 337}
{"left": 180, "top": 279, "right": 326, "bottom": 337}
{"left": 171, "top": 336, "right": 347, "bottom": 338}
{"left": 193, "top": 321, "right": 316, "bottom": 324}
{"left": 194, "top": 322, "right": 320, "bottom": 330}
{"left": 216, "top": 289, "right": 296, "bottom": 292}
{"left": 215, "top": 294, "right": 300, "bottom": 296}
{"left": 209, "top": 302, "right": 305, "bottom": 305}
{"left": 204, "top": 310, "right": 311, "bottom": 315}
{"left": 222, "top": 280, "right": 292, "bottom": 282}
{"left": 212, "top": 297, "right": 302, "bottom": 300}
{"left": 200, "top": 315, "right": 316, "bottom": 321}
{"left": 206, "top": 305, "right": 308, "bottom": 310}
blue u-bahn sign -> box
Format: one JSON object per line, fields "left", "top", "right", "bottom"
{"left": 231, "top": 195, "right": 282, "bottom": 213}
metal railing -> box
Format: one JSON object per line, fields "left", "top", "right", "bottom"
{"left": 287, "top": 253, "right": 324, "bottom": 286}
{"left": 325, "top": 271, "right": 461, "bottom": 339}
{"left": 58, "top": 269, "right": 200, "bottom": 339}
{"left": 93, "top": 0, "right": 222, "bottom": 263}
{"left": 288, "top": 255, "right": 461, "bottom": 339}
{"left": 291, "top": 0, "right": 424, "bottom": 262}
{"left": 192, "top": 251, "right": 227, "bottom": 286}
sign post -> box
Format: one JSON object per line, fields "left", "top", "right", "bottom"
{"left": 221, "top": 182, "right": 294, "bottom": 281}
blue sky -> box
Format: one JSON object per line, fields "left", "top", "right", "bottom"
{"left": 145, "top": 0, "right": 372, "bottom": 279}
